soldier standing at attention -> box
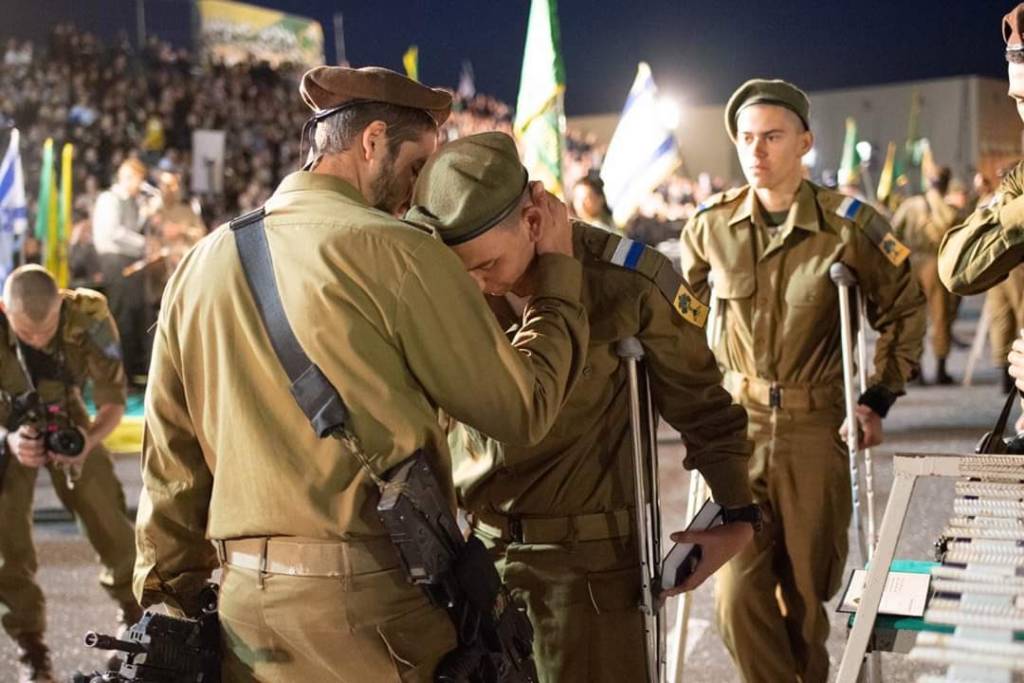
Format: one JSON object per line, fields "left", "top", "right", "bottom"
{"left": 678, "top": 79, "right": 925, "bottom": 683}
{"left": 134, "top": 66, "right": 590, "bottom": 682}
{"left": 406, "top": 131, "right": 758, "bottom": 683}
{"left": 0, "top": 265, "right": 137, "bottom": 683}
{"left": 891, "top": 166, "right": 963, "bottom": 384}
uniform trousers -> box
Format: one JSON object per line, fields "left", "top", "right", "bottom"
{"left": 479, "top": 530, "right": 647, "bottom": 683}
{"left": 715, "top": 400, "right": 850, "bottom": 683}
{"left": 218, "top": 540, "right": 457, "bottom": 682}
{"left": 0, "top": 446, "right": 136, "bottom": 638}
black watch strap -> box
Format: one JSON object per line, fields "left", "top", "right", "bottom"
{"left": 722, "top": 504, "right": 763, "bottom": 532}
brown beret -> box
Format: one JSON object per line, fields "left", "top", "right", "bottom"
{"left": 406, "top": 132, "right": 528, "bottom": 246}
{"left": 1005, "top": 3, "right": 1024, "bottom": 62}
{"left": 299, "top": 65, "right": 452, "bottom": 126}
{"left": 724, "top": 78, "right": 810, "bottom": 142}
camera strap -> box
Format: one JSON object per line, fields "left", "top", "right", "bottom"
{"left": 977, "top": 389, "right": 1021, "bottom": 454}
{"left": 229, "top": 207, "right": 349, "bottom": 438}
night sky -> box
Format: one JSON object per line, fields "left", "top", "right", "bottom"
{"left": 6, "top": 1, "right": 1015, "bottom": 115}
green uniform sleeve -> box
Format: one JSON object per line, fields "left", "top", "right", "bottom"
{"left": 85, "top": 312, "right": 128, "bottom": 407}
{"left": 134, "top": 312, "right": 217, "bottom": 617}
{"left": 636, "top": 280, "right": 753, "bottom": 508}
{"left": 939, "top": 163, "right": 1024, "bottom": 294}
{"left": 395, "top": 244, "right": 589, "bottom": 455}
{"left": 852, "top": 208, "right": 927, "bottom": 397}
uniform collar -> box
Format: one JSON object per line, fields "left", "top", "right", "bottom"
{"left": 274, "top": 171, "right": 369, "bottom": 206}
{"left": 729, "top": 181, "right": 821, "bottom": 233}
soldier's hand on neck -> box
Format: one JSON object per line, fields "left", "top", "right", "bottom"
{"left": 530, "top": 182, "right": 573, "bottom": 258}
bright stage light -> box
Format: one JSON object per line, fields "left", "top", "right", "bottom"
{"left": 655, "top": 97, "right": 681, "bottom": 130}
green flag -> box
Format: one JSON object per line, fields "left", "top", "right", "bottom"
{"left": 837, "top": 117, "right": 861, "bottom": 187}
{"left": 513, "top": 0, "right": 566, "bottom": 197}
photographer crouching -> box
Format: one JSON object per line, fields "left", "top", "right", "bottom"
{"left": 0, "top": 265, "right": 139, "bottom": 683}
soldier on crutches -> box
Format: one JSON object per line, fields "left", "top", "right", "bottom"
{"left": 617, "top": 336, "right": 665, "bottom": 683}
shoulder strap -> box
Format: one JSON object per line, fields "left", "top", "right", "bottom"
{"left": 230, "top": 208, "right": 349, "bottom": 438}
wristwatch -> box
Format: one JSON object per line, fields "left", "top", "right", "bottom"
{"left": 722, "top": 504, "right": 763, "bottom": 532}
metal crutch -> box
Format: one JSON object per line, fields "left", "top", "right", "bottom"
{"left": 830, "top": 263, "right": 882, "bottom": 683}
{"left": 829, "top": 262, "right": 868, "bottom": 565}
{"left": 855, "top": 292, "right": 877, "bottom": 554}
{"left": 617, "top": 336, "right": 664, "bottom": 683}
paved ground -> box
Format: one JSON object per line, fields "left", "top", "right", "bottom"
{"left": 0, "top": 295, "right": 1011, "bottom": 681}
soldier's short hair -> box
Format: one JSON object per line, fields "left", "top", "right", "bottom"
{"left": 314, "top": 101, "right": 436, "bottom": 158}
{"left": 4, "top": 265, "right": 59, "bottom": 321}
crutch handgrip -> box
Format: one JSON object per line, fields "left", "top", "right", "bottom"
{"left": 616, "top": 336, "right": 645, "bottom": 361}
{"left": 829, "top": 262, "right": 857, "bottom": 287}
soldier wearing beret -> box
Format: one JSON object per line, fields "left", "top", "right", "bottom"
{"left": 939, "top": 3, "right": 1024, "bottom": 399}
{"left": 134, "top": 67, "right": 590, "bottom": 681}
{"left": 407, "top": 131, "right": 757, "bottom": 682}
{"left": 678, "top": 79, "right": 925, "bottom": 682}
{"left": 0, "top": 265, "right": 137, "bottom": 683}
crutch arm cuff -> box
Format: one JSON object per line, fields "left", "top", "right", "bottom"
{"left": 857, "top": 385, "right": 898, "bottom": 418}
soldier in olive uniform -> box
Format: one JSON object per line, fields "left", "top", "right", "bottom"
{"left": 0, "top": 265, "right": 137, "bottom": 683}
{"left": 134, "top": 67, "right": 590, "bottom": 682}
{"left": 678, "top": 79, "right": 925, "bottom": 683}
{"left": 405, "top": 132, "right": 758, "bottom": 682}
{"left": 939, "top": 4, "right": 1024, "bottom": 401}
{"left": 891, "top": 167, "right": 962, "bottom": 384}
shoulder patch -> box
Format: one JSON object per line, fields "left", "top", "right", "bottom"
{"left": 825, "top": 193, "right": 911, "bottom": 267}
{"left": 861, "top": 213, "right": 911, "bottom": 267}
{"left": 597, "top": 234, "right": 708, "bottom": 328}
{"left": 695, "top": 187, "right": 744, "bottom": 215}
{"left": 87, "top": 318, "right": 123, "bottom": 362}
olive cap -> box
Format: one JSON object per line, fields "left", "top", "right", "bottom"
{"left": 406, "top": 132, "right": 529, "bottom": 246}
{"left": 725, "top": 78, "right": 810, "bottom": 142}
{"left": 299, "top": 65, "right": 451, "bottom": 126}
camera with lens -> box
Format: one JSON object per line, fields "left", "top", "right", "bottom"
{"left": 8, "top": 390, "right": 85, "bottom": 456}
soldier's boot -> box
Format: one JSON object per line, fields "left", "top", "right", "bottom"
{"left": 106, "top": 599, "right": 145, "bottom": 671}
{"left": 15, "top": 632, "right": 56, "bottom": 683}
{"left": 936, "top": 358, "right": 954, "bottom": 385}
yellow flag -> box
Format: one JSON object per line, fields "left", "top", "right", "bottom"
{"left": 57, "top": 143, "right": 72, "bottom": 287}
{"left": 403, "top": 45, "right": 418, "bottom": 81}
{"left": 876, "top": 141, "right": 896, "bottom": 202}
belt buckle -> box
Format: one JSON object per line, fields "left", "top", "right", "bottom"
{"left": 769, "top": 384, "right": 782, "bottom": 409}
{"left": 508, "top": 517, "right": 524, "bottom": 544}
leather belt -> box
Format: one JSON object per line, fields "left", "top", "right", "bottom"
{"left": 473, "top": 508, "right": 634, "bottom": 544}
{"left": 213, "top": 536, "right": 398, "bottom": 577}
{"left": 723, "top": 372, "right": 839, "bottom": 412}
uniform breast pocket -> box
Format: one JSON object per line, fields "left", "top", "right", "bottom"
{"left": 783, "top": 272, "right": 836, "bottom": 308}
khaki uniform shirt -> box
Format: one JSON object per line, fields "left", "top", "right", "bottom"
{"left": 0, "top": 288, "right": 126, "bottom": 428}
{"left": 939, "top": 161, "right": 1024, "bottom": 294}
{"left": 892, "top": 190, "right": 959, "bottom": 258}
{"left": 679, "top": 181, "right": 924, "bottom": 395}
{"left": 135, "top": 172, "right": 590, "bottom": 613}
{"left": 453, "top": 222, "right": 753, "bottom": 518}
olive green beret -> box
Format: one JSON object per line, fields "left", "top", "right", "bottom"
{"left": 406, "top": 132, "right": 529, "bottom": 246}
{"left": 300, "top": 65, "right": 452, "bottom": 126}
{"left": 724, "top": 78, "right": 810, "bottom": 142}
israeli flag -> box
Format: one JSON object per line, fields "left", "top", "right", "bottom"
{"left": 600, "top": 62, "right": 682, "bottom": 227}
{"left": 0, "top": 128, "right": 27, "bottom": 282}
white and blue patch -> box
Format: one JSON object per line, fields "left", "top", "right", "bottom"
{"left": 610, "top": 238, "right": 646, "bottom": 270}
{"left": 836, "top": 196, "right": 862, "bottom": 220}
